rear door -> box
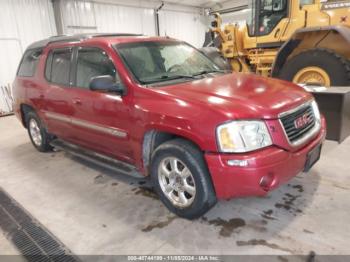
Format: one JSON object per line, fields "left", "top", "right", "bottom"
{"left": 41, "top": 48, "right": 75, "bottom": 139}
{"left": 67, "top": 46, "right": 134, "bottom": 163}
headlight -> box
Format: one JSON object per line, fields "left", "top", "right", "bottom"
{"left": 216, "top": 121, "right": 272, "bottom": 153}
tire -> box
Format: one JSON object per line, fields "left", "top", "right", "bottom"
{"left": 278, "top": 48, "right": 350, "bottom": 86}
{"left": 150, "top": 138, "right": 217, "bottom": 220}
{"left": 25, "top": 111, "right": 53, "bottom": 152}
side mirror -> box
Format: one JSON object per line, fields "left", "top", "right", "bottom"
{"left": 89, "top": 75, "right": 124, "bottom": 94}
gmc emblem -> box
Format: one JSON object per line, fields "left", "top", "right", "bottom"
{"left": 294, "top": 114, "right": 311, "bottom": 129}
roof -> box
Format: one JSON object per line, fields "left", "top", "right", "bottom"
{"left": 27, "top": 33, "right": 143, "bottom": 50}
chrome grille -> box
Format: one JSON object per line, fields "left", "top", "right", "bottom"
{"left": 280, "top": 104, "right": 316, "bottom": 144}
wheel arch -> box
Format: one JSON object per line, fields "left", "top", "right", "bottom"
{"left": 20, "top": 104, "right": 36, "bottom": 128}
{"left": 272, "top": 26, "right": 350, "bottom": 77}
{"left": 141, "top": 129, "right": 205, "bottom": 176}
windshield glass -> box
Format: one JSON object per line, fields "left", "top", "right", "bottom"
{"left": 116, "top": 41, "right": 221, "bottom": 84}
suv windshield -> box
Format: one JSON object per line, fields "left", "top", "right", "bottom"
{"left": 116, "top": 41, "right": 222, "bottom": 85}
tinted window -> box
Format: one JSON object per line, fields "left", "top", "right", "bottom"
{"left": 248, "top": 0, "right": 288, "bottom": 35}
{"left": 48, "top": 49, "right": 72, "bottom": 86}
{"left": 17, "top": 49, "right": 42, "bottom": 77}
{"left": 76, "top": 48, "right": 117, "bottom": 89}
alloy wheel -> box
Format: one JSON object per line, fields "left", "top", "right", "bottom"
{"left": 158, "top": 157, "right": 196, "bottom": 208}
{"left": 29, "top": 118, "right": 42, "bottom": 147}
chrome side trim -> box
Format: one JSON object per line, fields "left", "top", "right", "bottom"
{"left": 278, "top": 100, "right": 321, "bottom": 147}
{"left": 43, "top": 111, "right": 127, "bottom": 138}
{"left": 71, "top": 118, "right": 127, "bottom": 138}
{"left": 45, "top": 111, "right": 71, "bottom": 123}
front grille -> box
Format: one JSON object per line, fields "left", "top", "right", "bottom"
{"left": 280, "top": 104, "right": 316, "bottom": 144}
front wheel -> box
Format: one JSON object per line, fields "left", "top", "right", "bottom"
{"left": 150, "top": 139, "right": 217, "bottom": 220}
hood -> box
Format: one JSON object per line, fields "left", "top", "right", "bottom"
{"left": 156, "top": 73, "right": 313, "bottom": 119}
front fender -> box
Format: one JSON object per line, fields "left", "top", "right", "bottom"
{"left": 143, "top": 121, "right": 208, "bottom": 152}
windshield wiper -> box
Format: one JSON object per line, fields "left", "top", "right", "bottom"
{"left": 160, "top": 74, "right": 197, "bottom": 80}
{"left": 192, "top": 69, "right": 227, "bottom": 76}
{"left": 141, "top": 70, "right": 226, "bottom": 85}
{"left": 142, "top": 74, "right": 196, "bottom": 84}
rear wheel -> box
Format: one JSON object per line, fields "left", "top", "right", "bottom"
{"left": 279, "top": 49, "right": 350, "bottom": 87}
{"left": 26, "top": 111, "right": 53, "bottom": 152}
{"left": 150, "top": 139, "right": 217, "bottom": 219}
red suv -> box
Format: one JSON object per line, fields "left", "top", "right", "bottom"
{"left": 13, "top": 34, "right": 326, "bottom": 219}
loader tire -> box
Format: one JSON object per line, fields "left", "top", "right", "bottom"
{"left": 279, "top": 48, "right": 350, "bottom": 87}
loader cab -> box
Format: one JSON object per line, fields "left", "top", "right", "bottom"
{"left": 247, "top": 0, "right": 289, "bottom": 37}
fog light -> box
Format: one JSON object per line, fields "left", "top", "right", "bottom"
{"left": 227, "top": 160, "right": 248, "bottom": 167}
{"left": 259, "top": 173, "right": 275, "bottom": 191}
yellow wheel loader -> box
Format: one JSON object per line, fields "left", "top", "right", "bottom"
{"left": 204, "top": 0, "right": 350, "bottom": 86}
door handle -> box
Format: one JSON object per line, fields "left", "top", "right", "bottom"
{"left": 72, "top": 98, "right": 82, "bottom": 105}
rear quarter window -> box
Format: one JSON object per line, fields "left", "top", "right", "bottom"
{"left": 17, "top": 49, "right": 42, "bottom": 77}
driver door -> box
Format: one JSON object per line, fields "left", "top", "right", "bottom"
{"left": 251, "top": 0, "right": 290, "bottom": 46}
{"left": 67, "top": 46, "right": 134, "bottom": 164}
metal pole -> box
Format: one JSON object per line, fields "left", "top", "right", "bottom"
{"left": 51, "top": 0, "right": 64, "bottom": 35}
{"left": 155, "top": 1, "right": 164, "bottom": 36}
{"left": 209, "top": 5, "right": 249, "bottom": 15}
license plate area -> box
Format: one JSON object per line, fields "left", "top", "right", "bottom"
{"left": 304, "top": 144, "right": 322, "bottom": 172}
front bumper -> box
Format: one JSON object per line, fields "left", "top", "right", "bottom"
{"left": 205, "top": 117, "right": 326, "bottom": 200}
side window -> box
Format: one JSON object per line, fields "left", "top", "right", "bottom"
{"left": 17, "top": 49, "right": 42, "bottom": 77}
{"left": 247, "top": 1, "right": 258, "bottom": 36}
{"left": 258, "top": 0, "right": 288, "bottom": 35}
{"left": 76, "top": 48, "right": 118, "bottom": 89}
{"left": 45, "top": 49, "right": 72, "bottom": 86}
{"left": 300, "top": 0, "right": 314, "bottom": 7}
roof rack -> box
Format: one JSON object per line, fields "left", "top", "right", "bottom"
{"left": 27, "top": 33, "right": 143, "bottom": 50}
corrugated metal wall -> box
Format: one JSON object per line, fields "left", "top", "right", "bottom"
{"left": 0, "top": 0, "right": 207, "bottom": 87}
{"left": 94, "top": 4, "right": 155, "bottom": 35}
{"left": 210, "top": 0, "right": 248, "bottom": 12}
{"left": 60, "top": 0, "right": 156, "bottom": 35}
{"left": 210, "top": 0, "right": 249, "bottom": 26}
{"left": 59, "top": 0, "right": 206, "bottom": 47}
{"left": 0, "top": 0, "right": 56, "bottom": 85}
{"left": 221, "top": 9, "right": 251, "bottom": 26}
{"left": 158, "top": 10, "right": 206, "bottom": 48}
{"left": 0, "top": 0, "right": 208, "bottom": 114}
{"left": 0, "top": 0, "right": 56, "bottom": 114}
